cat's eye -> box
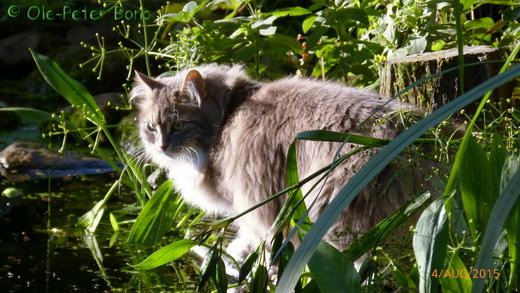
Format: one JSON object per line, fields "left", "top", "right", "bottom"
{"left": 146, "top": 122, "right": 157, "bottom": 132}
{"left": 173, "top": 121, "right": 184, "bottom": 131}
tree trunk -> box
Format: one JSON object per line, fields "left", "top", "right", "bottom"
{"left": 379, "top": 46, "right": 513, "bottom": 112}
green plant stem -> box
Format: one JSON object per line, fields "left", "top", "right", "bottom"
{"left": 139, "top": 0, "right": 151, "bottom": 75}
{"left": 454, "top": 0, "right": 465, "bottom": 94}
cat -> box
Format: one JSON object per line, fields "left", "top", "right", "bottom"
{"left": 131, "top": 64, "right": 429, "bottom": 263}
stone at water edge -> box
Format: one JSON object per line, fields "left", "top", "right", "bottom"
{"left": 0, "top": 141, "right": 116, "bottom": 181}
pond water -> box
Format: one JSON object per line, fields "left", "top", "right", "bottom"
{"left": 0, "top": 174, "right": 202, "bottom": 292}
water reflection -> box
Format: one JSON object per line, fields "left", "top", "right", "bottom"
{"left": 0, "top": 175, "right": 201, "bottom": 292}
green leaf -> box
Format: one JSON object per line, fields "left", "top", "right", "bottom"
{"left": 251, "top": 265, "right": 268, "bottom": 293}
{"left": 464, "top": 17, "right": 495, "bottom": 30}
{"left": 472, "top": 157, "right": 520, "bottom": 293}
{"left": 432, "top": 40, "right": 446, "bottom": 51}
{"left": 459, "top": 135, "right": 495, "bottom": 239}
{"left": 132, "top": 239, "right": 197, "bottom": 270}
{"left": 270, "top": 7, "right": 311, "bottom": 17}
{"left": 109, "top": 213, "right": 119, "bottom": 232}
{"left": 413, "top": 197, "right": 449, "bottom": 293}
{"left": 239, "top": 251, "right": 258, "bottom": 284}
{"left": 439, "top": 251, "right": 471, "bottom": 293}
{"left": 198, "top": 248, "right": 218, "bottom": 291}
{"left": 259, "top": 25, "right": 277, "bottom": 36}
{"left": 460, "top": 0, "right": 477, "bottom": 10}
{"left": 309, "top": 241, "right": 361, "bottom": 293}
{"left": 29, "top": 49, "right": 104, "bottom": 125}
{"left": 302, "top": 15, "right": 318, "bottom": 33}
{"left": 0, "top": 107, "right": 54, "bottom": 121}
{"left": 268, "top": 34, "right": 303, "bottom": 54}
{"left": 278, "top": 242, "right": 295, "bottom": 282}
{"left": 286, "top": 142, "right": 311, "bottom": 229}
{"left": 77, "top": 180, "right": 119, "bottom": 233}
{"left": 213, "top": 258, "right": 228, "bottom": 293}
{"left": 251, "top": 15, "right": 277, "bottom": 29}
{"left": 128, "top": 180, "right": 176, "bottom": 245}
{"left": 408, "top": 36, "right": 428, "bottom": 55}
{"left": 275, "top": 62, "right": 520, "bottom": 293}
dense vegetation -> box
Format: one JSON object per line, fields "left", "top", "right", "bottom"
{"left": 3, "top": 0, "right": 520, "bottom": 292}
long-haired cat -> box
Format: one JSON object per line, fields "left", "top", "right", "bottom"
{"left": 131, "top": 64, "right": 428, "bottom": 262}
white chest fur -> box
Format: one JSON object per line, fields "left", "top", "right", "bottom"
{"left": 152, "top": 150, "right": 231, "bottom": 215}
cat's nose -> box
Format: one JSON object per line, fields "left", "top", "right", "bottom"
{"left": 160, "top": 145, "right": 167, "bottom": 151}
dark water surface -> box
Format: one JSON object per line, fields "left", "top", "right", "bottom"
{"left": 0, "top": 175, "right": 200, "bottom": 292}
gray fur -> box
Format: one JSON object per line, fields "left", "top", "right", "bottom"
{"left": 132, "top": 64, "right": 428, "bottom": 261}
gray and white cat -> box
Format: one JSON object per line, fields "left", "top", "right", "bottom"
{"left": 131, "top": 64, "right": 427, "bottom": 262}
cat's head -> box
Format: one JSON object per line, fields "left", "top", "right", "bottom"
{"left": 131, "top": 69, "right": 214, "bottom": 168}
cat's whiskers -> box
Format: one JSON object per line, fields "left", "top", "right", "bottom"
{"left": 124, "top": 146, "right": 151, "bottom": 171}
{"left": 187, "top": 146, "right": 202, "bottom": 168}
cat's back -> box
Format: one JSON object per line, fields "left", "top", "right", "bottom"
{"left": 250, "top": 76, "right": 401, "bottom": 113}
{"left": 238, "top": 76, "right": 406, "bottom": 129}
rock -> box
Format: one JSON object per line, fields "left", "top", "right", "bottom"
{"left": 0, "top": 142, "right": 116, "bottom": 181}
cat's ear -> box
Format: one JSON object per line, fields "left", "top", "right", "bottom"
{"left": 181, "top": 70, "right": 207, "bottom": 105}
{"left": 134, "top": 71, "right": 164, "bottom": 90}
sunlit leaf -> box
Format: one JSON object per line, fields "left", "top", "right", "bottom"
{"left": 269, "top": 6, "right": 312, "bottom": 17}
{"left": 302, "top": 15, "right": 317, "bottom": 33}
{"left": 459, "top": 135, "right": 495, "bottom": 239}
{"left": 259, "top": 25, "right": 277, "bottom": 36}
{"left": 29, "top": 49, "right": 104, "bottom": 125}
{"left": 413, "top": 197, "right": 448, "bottom": 293}
{"left": 132, "top": 239, "right": 197, "bottom": 270}
{"left": 109, "top": 213, "right": 119, "bottom": 232}
{"left": 128, "top": 180, "right": 176, "bottom": 245}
